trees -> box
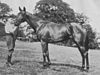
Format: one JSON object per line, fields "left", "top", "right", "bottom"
{"left": 0, "top": 2, "right": 12, "bottom": 16}
{"left": 35, "top": 0, "right": 75, "bottom": 23}
{"left": 75, "top": 13, "right": 89, "bottom": 25}
{"left": 0, "top": 2, "right": 12, "bottom": 22}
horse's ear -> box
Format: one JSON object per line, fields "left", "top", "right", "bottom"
{"left": 23, "top": 7, "right": 26, "bottom": 12}
{"left": 19, "top": 7, "right": 22, "bottom": 11}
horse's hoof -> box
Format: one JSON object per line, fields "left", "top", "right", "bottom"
{"left": 48, "top": 62, "right": 51, "bottom": 65}
{"left": 82, "top": 65, "right": 85, "bottom": 69}
{"left": 46, "top": 63, "right": 50, "bottom": 68}
{"left": 43, "top": 62, "right": 47, "bottom": 67}
{"left": 86, "top": 66, "right": 89, "bottom": 70}
{"left": 81, "top": 66, "right": 85, "bottom": 71}
{"left": 81, "top": 68, "right": 84, "bottom": 71}
{"left": 6, "top": 62, "right": 13, "bottom": 67}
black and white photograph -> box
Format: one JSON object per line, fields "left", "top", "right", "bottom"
{"left": 0, "top": 0, "right": 100, "bottom": 75}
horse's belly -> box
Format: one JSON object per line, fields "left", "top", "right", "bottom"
{"left": 38, "top": 31, "right": 68, "bottom": 43}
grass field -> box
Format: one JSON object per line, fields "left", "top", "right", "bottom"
{"left": 0, "top": 40, "right": 100, "bottom": 75}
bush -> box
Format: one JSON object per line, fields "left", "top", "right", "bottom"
{"left": 89, "top": 41, "right": 98, "bottom": 49}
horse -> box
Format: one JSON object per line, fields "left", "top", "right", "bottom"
{"left": 15, "top": 7, "right": 89, "bottom": 70}
{"left": 3, "top": 17, "right": 19, "bottom": 67}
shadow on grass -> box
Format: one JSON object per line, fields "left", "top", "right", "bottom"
{"left": 11, "top": 60, "right": 88, "bottom": 72}
{"left": 12, "top": 60, "right": 21, "bottom": 65}
{"left": 38, "top": 61, "right": 88, "bottom": 72}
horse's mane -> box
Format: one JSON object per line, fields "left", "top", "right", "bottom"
{"left": 26, "top": 12, "right": 41, "bottom": 22}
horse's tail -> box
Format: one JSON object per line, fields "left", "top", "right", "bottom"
{"left": 68, "top": 23, "right": 74, "bottom": 37}
{"left": 70, "top": 25, "right": 73, "bottom": 34}
{"left": 85, "top": 32, "right": 89, "bottom": 50}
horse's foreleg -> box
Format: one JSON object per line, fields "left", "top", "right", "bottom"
{"left": 86, "top": 52, "right": 89, "bottom": 70}
{"left": 41, "top": 40, "right": 47, "bottom": 66}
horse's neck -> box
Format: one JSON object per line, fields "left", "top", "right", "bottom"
{"left": 26, "top": 15, "right": 39, "bottom": 32}
{"left": 26, "top": 14, "right": 45, "bottom": 32}
{"left": 26, "top": 12, "right": 51, "bottom": 33}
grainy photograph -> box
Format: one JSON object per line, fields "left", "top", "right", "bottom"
{"left": 0, "top": 0, "right": 100, "bottom": 75}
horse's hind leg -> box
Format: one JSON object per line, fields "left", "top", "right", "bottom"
{"left": 73, "top": 40, "right": 86, "bottom": 70}
{"left": 72, "top": 38, "right": 86, "bottom": 69}
{"left": 46, "top": 43, "right": 51, "bottom": 65}
{"left": 81, "top": 46, "right": 89, "bottom": 70}
{"left": 86, "top": 52, "right": 89, "bottom": 70}
{"left": 81, "top": 47, "right": 89, "bottom": 70}
{"left": 82, "top": 54, "right": 85, "bottom": 69}
{"left": 41, "top": 40, "right": 47, "bottom": 66}
{"left": 85, "top": 36, "right": 89, "bottom": 70}
{"left": 82, "top": 50, "right": 89, "bottom": 70}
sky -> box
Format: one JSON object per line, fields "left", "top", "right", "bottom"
{"left": 1, "top": 0, "right": 100, "bottom": 33}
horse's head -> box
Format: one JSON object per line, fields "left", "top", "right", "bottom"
{"left": 15, "top": 7, "right": 41, "bottom": 32}
{"left": 15, "top": 7, "right": 27, "bottom": 26}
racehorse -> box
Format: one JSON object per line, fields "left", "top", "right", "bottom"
{"left": 15, "top": 7, "right": 89, "bottom": 70}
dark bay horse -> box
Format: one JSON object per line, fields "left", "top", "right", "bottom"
{"left": 15, "top": 7, "right": 89, "bottom": 70}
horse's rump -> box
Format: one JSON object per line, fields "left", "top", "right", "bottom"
{"left": 71, "top": 23, "right": 87, "bottom": 45}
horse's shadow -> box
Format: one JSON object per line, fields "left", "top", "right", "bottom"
{"left": 12, "top": 60, "right": 21, "bottom": 65}
{"left": 12, "top": 60, "right": 87, "bottom": 72}
{"left": 38, "top": 61, "right": 88, "bottom": 72}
